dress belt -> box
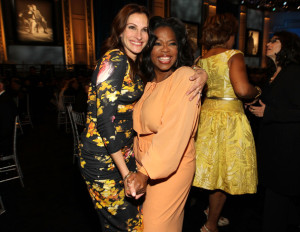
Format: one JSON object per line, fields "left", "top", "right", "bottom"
{"left": 206, "top": 96, "right": 239, "bottom": 101}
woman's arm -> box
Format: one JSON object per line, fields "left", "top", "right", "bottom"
{"left": 95, "top": 50, "right": 131, "bottom": 180}
{"left": 186, "top": 66, "right": 208, "bottom": 101}
{"left": 95, "top": 50, "right": 127, "bottom": 154}
{"left": 229, "top": 53, "right": 260, "bottom": 99}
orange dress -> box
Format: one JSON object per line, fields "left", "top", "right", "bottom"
{"left": 133, "top": 67, "right": 200, "bottom": 232}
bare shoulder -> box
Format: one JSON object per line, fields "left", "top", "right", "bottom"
{"left": 228, "top": 52, "right": 245, "bottom": 68}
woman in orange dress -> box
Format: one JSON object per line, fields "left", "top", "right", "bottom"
{"left": 128, "top": 16, "right": 201, "bottom": 232}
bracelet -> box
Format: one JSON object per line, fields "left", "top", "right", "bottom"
{"left": 254, "top": 86, "right": 262, "bottom": 99}
{"left": 192, "top": 65, "right": 205, "bottom": 72}
{"left": 123, "top": 171, "right": 133, "bottom": 182}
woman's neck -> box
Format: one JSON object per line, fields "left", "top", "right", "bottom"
{"left": 269, "top": 66, "right": 282, "bottom": 83}
{"left": 211, "top": 44, "right": 227, "bottom": 49}
{"left": 153, "top": 70, "right": 173, "bottom": 83}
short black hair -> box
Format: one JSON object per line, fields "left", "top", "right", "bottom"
{"left": 141, "top": 16, "right": 194, "bottom": 81}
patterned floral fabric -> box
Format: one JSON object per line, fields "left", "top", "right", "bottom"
{"left": 193, "top": 50, "right": 258, "bottom": 195}
{"left": 79, "top": 49, "right": 144, "bottom": 231}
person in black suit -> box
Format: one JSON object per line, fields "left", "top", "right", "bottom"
{"left": 0, "top": 77, "right": 17, "bottom": 155}
{"left": 249, "top": 31, "right": 300, "bottom": 232}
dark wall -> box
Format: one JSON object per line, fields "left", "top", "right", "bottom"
{"left": 216, "top": 0, "right": 240, "bottom": 17}
{"left": 94, "top": 0, "right": 148, "bottom": 60}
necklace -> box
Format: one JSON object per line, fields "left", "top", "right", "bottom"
{"left": 269, "top": 67, "right": 281, "bottom": 83}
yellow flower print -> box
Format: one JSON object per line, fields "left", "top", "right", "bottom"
{"left": 115, "top": 125, "right": 122, "bottom": 132}
{"left": 95, "top": 202, "right": 103, "bottom": 209}
{"left": 102, "top": 179, "right": 116, "bottom": 189}
{"left": 123, "top": 85, "right": 135, "bottom": 93}
{"left": 80, "top": 159, "right": 86, "bottom": 168}
{"left": 98, "top": 82, "right": 111, "bottom": 91}
{"left": 93, "top": 137, "right": 104, "bottom": 146}
{"left": 105, "top": 90, "right": 120, "bottom": 102}
{"left": 89, "top": 95, "right": 96, "bottom": 101}
{"left": 107, "top": 163, "right": 115, "bottom": 171}
{"left": 118, "top": 105, "right": 134, "bottom": 113}
{"left": 87, "top": 122, "right": 97, "bottom": 138}
{"left": 125, "top": 130, "right": 131, "bottom": 138}
{"left": 97, "top": 107, "right": 103, "bottom": 116}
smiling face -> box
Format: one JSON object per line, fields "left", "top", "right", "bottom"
{"left": 120, "top": 13, "right": 148, "bottom": 61}
{"left": 266, "top": 36, "right": 282, "bottom": 60}
{"left": 151, "top": 26, "right": 178, "bottom": 81}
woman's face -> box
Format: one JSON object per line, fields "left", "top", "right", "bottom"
{"left": 151, "top": 26, "right": 178, "bottom": 79}
{"left": 120, "top": 13, "right": 148, "bottom": 61}
{"left": 266, "top": 36, "right": 281, "bottom": 59}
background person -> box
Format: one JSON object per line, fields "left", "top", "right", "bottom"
{"left": 0, "top": 77, "right": 17, "bottom": 156}
{"left": 193, "top": 13, "right": 261, "bottom": 232}
{"left": 249, "top": 31, "right": 300, "bottom": 232}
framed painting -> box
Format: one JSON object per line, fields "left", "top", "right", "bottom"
{"left": 245, "top": 29, "right": 261, "bottom": 56}
{"left": 15, "top": 0, "right": 54, "bottom": 43}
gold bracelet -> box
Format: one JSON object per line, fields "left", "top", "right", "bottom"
{"left": 123, "top": 171, "right": 133, "bottom": 182}
{"left": 192, "top": 65, "right": 205, "bottom": 72}
{"left": 254, "top": 86, "right": 262, "bottom": 99}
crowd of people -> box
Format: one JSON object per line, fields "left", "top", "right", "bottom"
{"left": 0, "top": 65, "right": 90, "bottom": 143}
{"left": 1, "top": 3, "right": 300, "bottom": 232}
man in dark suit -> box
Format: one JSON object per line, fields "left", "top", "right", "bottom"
{"left": 0, "top": 77, "right": 17, "bottom": 155}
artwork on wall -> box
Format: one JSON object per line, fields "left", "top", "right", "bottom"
{"left": 245, "top": 29, "right": 260, "bottom": 56}
{"left": 15, "top": 0, "right": 54, "bottom": 43}
{"left": 183, "top": 21, "right": 199, "bottom": 52}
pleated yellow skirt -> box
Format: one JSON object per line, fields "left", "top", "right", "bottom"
{"left": 193, "top": 99, "right": 257, "bottom": 195}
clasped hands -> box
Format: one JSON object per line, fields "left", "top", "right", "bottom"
{"left": 124, "top": 171, "right": 148, "bottom": 199}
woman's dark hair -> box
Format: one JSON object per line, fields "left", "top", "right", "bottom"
{"left": 100, "top": 4, "right": 149, "bottom": 80}
{"left": 201, "top": 13, "right": 238, "bottom": 50}
{"left": 141, "top": 16, "right": 194, "bottom": 81}
{"left": 273, "top": 31, "right": 300, "bottom": 68}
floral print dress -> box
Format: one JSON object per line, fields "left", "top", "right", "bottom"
{"left": 79, "top": 49, "right": 144, "bottom": 231}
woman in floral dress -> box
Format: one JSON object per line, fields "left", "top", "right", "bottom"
{"left": 79, "top": 4, "right": 148, "bottom": 231}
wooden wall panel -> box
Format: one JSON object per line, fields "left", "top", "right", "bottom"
{"left": 151, "top": 0, "right": 165, "bottom": 17}
{"left": 62, "top": 0, "right": 95, "bottom": 66}
{"left": 239, "top": 10, "right": 247, "bottom": 52}
{"left": 0, "top": 0, "right": 7, "bottom": 63}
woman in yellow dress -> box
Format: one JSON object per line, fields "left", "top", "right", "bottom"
{"left": 193, "top": 13, "right": 261, "bottom": 232}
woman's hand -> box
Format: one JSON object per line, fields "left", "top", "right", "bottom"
{"left": 249, "top": 100, "right": 266, "bottom": 117}
{"left": 126, "top": 171, "right": 148, "bottom": 199}
{"left": 245, "top": 98, "right": 259, "bottom": 107}
{"left": 186, "top": 67, "right": 208, "bottom": 103}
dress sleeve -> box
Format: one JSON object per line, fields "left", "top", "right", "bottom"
{"left": 141, "top": 67, "right": 200, "bottom": 179}
{"left": 263, "top": 65, "right": 300, "bottom": 123}
{"left": 95, "top": 50, "right": 127, "bottom": 154}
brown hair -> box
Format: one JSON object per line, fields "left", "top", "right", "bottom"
{"left": 201, "top": 13, "right": 238, "bottom": 50}
{"left": 100, "top": 4, "right": 149, "bottom": 80}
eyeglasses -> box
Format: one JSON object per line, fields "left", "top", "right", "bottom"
{"left": 269, "top": 38, "right": 279, "bottom": 43}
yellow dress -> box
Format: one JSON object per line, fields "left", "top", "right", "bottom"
{"left": 193, "top": 50, "right": 257, "bottom": 194}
